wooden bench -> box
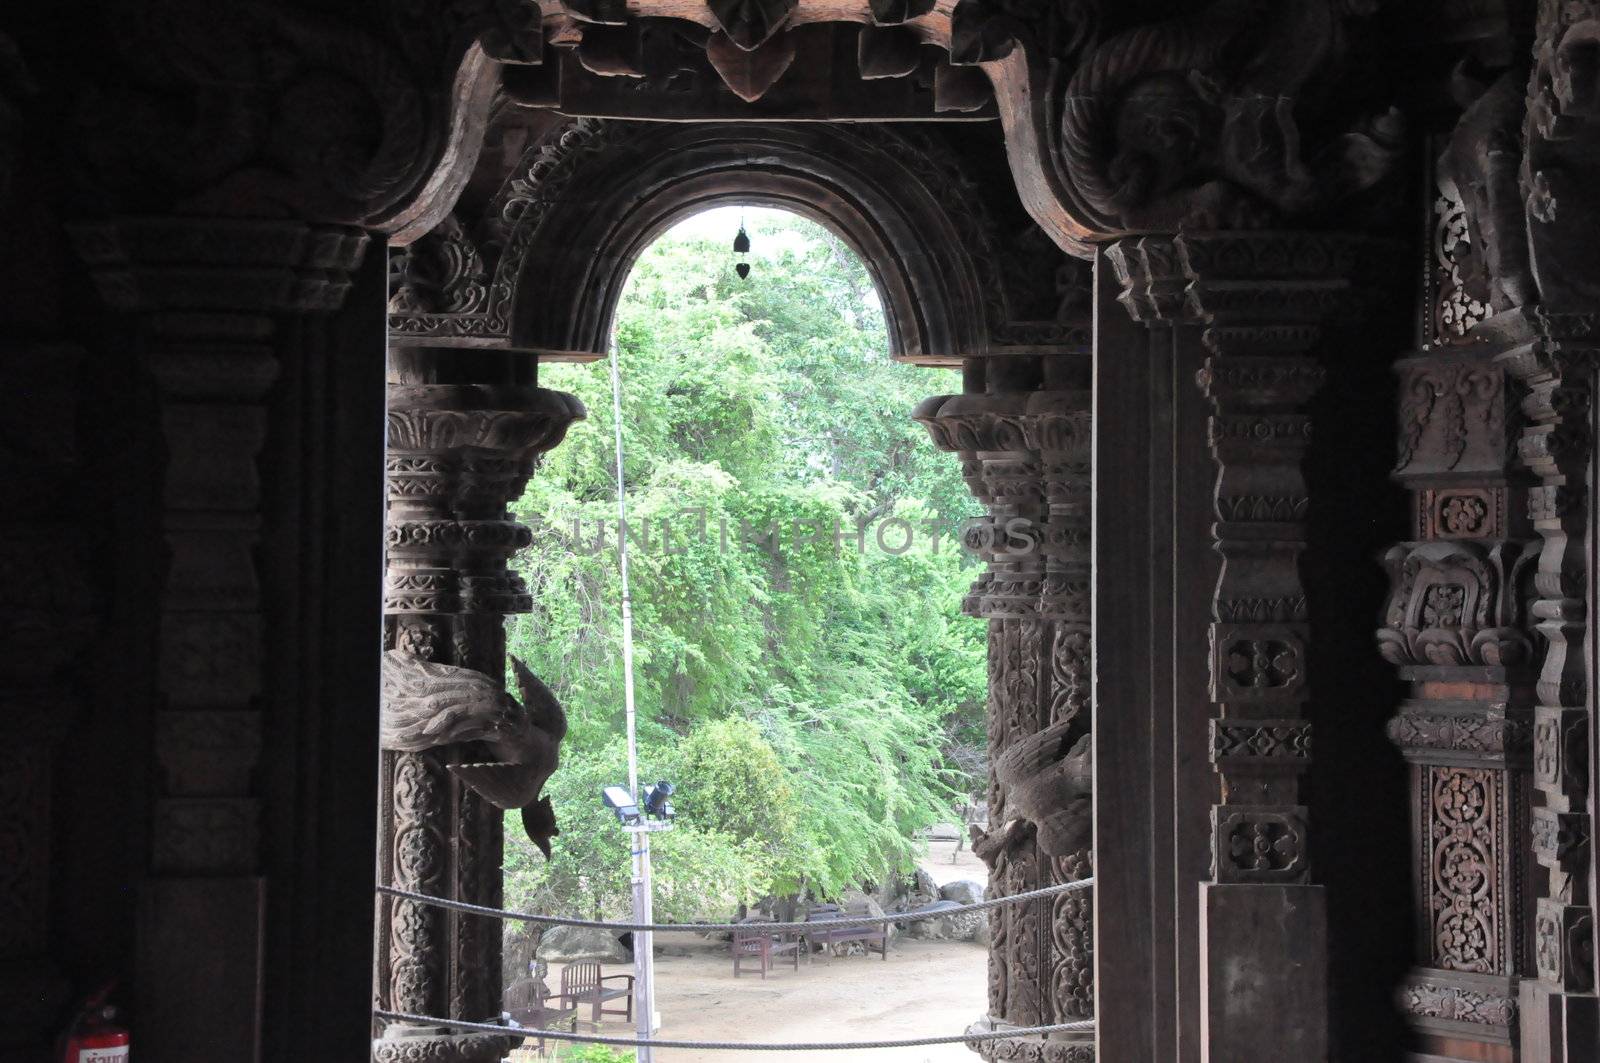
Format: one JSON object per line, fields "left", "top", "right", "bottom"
{"left": 732, "top": 920, "right": 803, "bottom": 978}
{"left": 804, "top": 902, "right": 889, "bottom": 962}
{"left": 557, "top": 961, "right": 634, "bottom": 1024}
{"left": 503, "top": 976, "right": 577, "bottom": 1057}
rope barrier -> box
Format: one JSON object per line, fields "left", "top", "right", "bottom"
{"left": 377, "top": 876, "right": 1093, "bottom": 933}
{"left": 374, "top": 1009, "right": 1096, "bottom": 1050}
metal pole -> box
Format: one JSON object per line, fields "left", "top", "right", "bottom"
{"left": 608, "top": 342, "right": 656, "bottom": 1063}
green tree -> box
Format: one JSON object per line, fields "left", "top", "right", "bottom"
{"left": 505, "top": 209, "right": 985, "bottom": 918}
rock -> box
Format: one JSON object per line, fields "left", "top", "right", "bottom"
{"left": 833, "top": 889, "right": 896, "bottom": 951}
{"left": 904, "top": 900, "right": 959, "bottom": 940}
{"left": 502, "top": 924, "right": 542, "bottom": 986}
{"left": 926, "top": 822, "right": 962, "bottom": 841}
{"left": 902, "top": 899, "right": 984, "bottom": 942}
{"left": 536, "top": 924, "right": 632, "bottom": 964}
{"left": 940, "top": 879, "right": 985, "bottom": 905}
{"left": 973, "top": 913, "right": 991, "bottom": 948}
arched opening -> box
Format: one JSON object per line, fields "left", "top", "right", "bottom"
{"left": 500, "top": 204, "right": 994, "bottom": 1054}
{"left": 378, "top": 115, "right": 1095, "bottom": 1063}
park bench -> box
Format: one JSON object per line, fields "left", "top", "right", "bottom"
{"left": 557, "top": 961, "right": 634, "bottom": 1024}
{"left": 503, "top": 976, "right": 577, "bottom": 1056}
{"left": 732, "top": 919, "right": 804, "bottom": 978}
{"left": 804, "top": 902, "right": 889, "bottom": 962}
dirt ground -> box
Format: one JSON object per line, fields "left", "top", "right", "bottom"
{"left": 513, "top": 837, "right": 991, "bottom": 1063}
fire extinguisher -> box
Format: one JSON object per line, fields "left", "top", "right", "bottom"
{"left": 58, "top": 984, "right": 130, "bottom": 1063}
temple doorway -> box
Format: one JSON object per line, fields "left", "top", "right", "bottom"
{"left": 498, "top": 205, "right": 992, "bottom": 1060}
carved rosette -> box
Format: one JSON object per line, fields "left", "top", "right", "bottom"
{"left": 376, "top": 371, "right": 583, "bottom": 1059}
{"left": 914, "top": 348, "right": 1094, "bottom": 1059}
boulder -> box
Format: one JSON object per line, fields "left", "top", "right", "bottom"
{"left": 831, "top": 889, "right": 896, "bottom": 952}
{"left": 940, "top": 879, "right": 985, "bottom": 905}
{"left": 925, "top": 822, "right": 962, "bottom": 841}
{"left": 536, "top": 924, "right": 632, "bottom": 964}
{"left": 903, "top": 899, "right": 985, "bottom": 942}
{"left": 904, "top": 900, "right": 960, "bottom": 940}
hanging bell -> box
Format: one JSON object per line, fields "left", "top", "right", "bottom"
{"left": 733, "top": 226, "right": 751, "bottom": 254}
{"left": 736, "top": 262, "right": 751, "bottom": 279}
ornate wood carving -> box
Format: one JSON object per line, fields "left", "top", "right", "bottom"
{"left": 388, "top": 118, "right": 1086, "bottom": 364}
{"left": 68, "top": 215, "right": 370, "bottom": 1055}
{"left": 1107, "top": 229, "right": 1395, "bottom": 1060}
{"left": 1056, "top": 1, "right": 1403, "bottom": 235}
{"left": 1499, "top": 320, "right": 1600, "bottom": 1027}
{"left": 375, "top": 361, "right": 582, "bottom": 1061}
{"left": 915, "top": 341, "right": 1094, "bottom": 1059}
{"left": 1112, "top": 231, "right": 1383, "bottom": 881}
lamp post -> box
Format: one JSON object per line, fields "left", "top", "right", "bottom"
{"left": 603, "top": 339, "right": 677, "bottom": 1062}
{"left": 600, "top": 786, "right": 674, "bottom": 1063}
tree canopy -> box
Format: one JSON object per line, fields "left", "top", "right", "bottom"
{"left": 504, "top": 209, "right": 985, "bottom": 920}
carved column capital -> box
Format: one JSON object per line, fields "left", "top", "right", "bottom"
{"left": 70, "top": 217, "right": 370, "bottom": 317}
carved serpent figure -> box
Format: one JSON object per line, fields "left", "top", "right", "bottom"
{"left": 381, "top": 649, "right": 568, "bottom": 856}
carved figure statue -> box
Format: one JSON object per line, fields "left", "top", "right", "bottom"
{"left": 973, "top": 719, "right": 1093, "bottom": 868}
{"left": 1058, "top": 0, "right": 1403, "bottom": 231}
{"left": 380, "top": 649, "right": 568, "bottom": 856}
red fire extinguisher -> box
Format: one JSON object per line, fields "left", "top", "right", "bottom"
{"left": 58, "top": 984, "right": 130, "bottom": 1063}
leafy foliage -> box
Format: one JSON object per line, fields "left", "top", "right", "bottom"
{"left": 553, "top": 1044, "right": 635, "bottom": 1063}
{"left": 505, "top": 210, "right": 985, "bottom": 918}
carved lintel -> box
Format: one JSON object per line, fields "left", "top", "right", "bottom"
{"left": 1398, "top": 968, "right": 1518, "bottom": 1042}
{"left": 1386, "top": 701, "right": 1532, "bottom": 765}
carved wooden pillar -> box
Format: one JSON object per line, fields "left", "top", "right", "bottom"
{"left": 69, "top": 217, "right": 371, "bottom": 1059}
{"left": 1378, "top": 316, "right": 1535, "bottom": 1058}
{"left": 375, "top": 347, "right": 582, "bottom": 1063}
{"left": 1107, "top": 231, "right": 1389, "bottom": 1062}
{"left": 1512, "top": 2, "right": 1600, "bottom": 1054}
{"left": 0, "top": 343, "right": 97, "bottom": 1043}
{"left": 1500, "top": 319, "right": 1599, "bottom": 1061}
{"left": 915, "top": 346, "right": 1094, "bottom": 1063}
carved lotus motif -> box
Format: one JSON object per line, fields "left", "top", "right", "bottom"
{"left": 1376, "top": 540, "right": 1533, "bottom": 668}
